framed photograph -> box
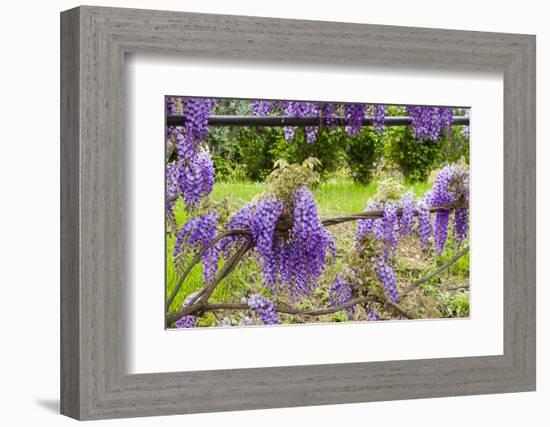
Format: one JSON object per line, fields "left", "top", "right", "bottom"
{"left": 61, "top": 6, "right": 536, "bottom": 420}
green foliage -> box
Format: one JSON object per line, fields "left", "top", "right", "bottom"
{"left": 438, "top": 125, "right": 470, "bottom": 165}
{"left": 208, "top": 99, "right": 282, "bottom": 181}
{"left": 372, "top": 178, "right": 406, "bottom": 203}
{"left": 437, "top": 291, "right": 470, "bottom": 317}
{"left": 208, "top": 100, "right": 351, "bottom": 180}
{"left": 265, "top": 157, "right": 321, "bottom": 204}
{"left": 344, "top": 126, "right": 384, "bottom": 184}
{"left": 269, "top": 126, "right": 346, "bottom": 179}
{"left": 383, "top": 126, "right": 445, "bottom": 182}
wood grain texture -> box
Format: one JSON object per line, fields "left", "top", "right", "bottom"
{"left": 60, "top": 5, "right": 536, "bottom": 420}
{"left": 60, "top": 7, "right": 80, "bottom": 419}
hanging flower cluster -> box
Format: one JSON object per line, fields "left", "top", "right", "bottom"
{"left": 166, "top": 97, "right": 218, "bottom": 211}
{"left": 282, "top": 101, "right": 320, "bottom": 143}
{"left": 247, "top": 293, "right": 279, "bottom": 325}
{"left": 166, "top": 161, "right": 180, "bottom": 214}
{"left": 372, "top": 104, "right": 387, "bottom": 134}
{"left": 367, "top": 306, "right": 381, "bottom": 321}
{"left": 222, "top": 187, "right": 335, "bottom": 301}
{"left": 425, "top": 164, "right": 469, "bottom": 254}
{"left": 249, "top": 100, "right": 389, "bottom": 143}
{"left": 373, "top": 257, "right": 399, "bottom": 303}
{"left": 219, "top": 202, "right": 257, "bottom": 261}
{"left": 329, "top": 273, "right": 354, "bottom": 318}
{"left": 166, "top": 96, "right": 179, "bottom": 116}
{"left": 344, "top": 103, "right": 368, "bottom": 136}
{"left": 165, "top": 148, "right": 215, "bottom": 211}
{"left": 285, "top": 187, "right": 336, "bottom": 300}
{"left": 179, "top": 98, "right": 216, "bottom": 159}
{"left": 398, "top": 192, "right": 415, "bottom": 237}
{"left": 173, "top": 211, "right": 219, "bottom": 284}
{"left": 417, "top": 200, "right": 432, "bottom": 251}
{"left": 405, "top": 105, "right": 453, "bottom": 142}
{"left": 178, "top": 148, "right": 215, "bottom": 209}
{"left": 323, "top": 103, "right": 340, "bottom": 127}
{"left": 250, "top": 197, "right": 284, "bottom": 287}
{"left": 175, "top": 292, "right": 200, "bottom": 329}
{"left": 251, "top": 100, "right": 274, "bottom": 116}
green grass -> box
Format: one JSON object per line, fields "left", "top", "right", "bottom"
{"left": 211, "top": 181, "right": 265, "bottom": 206}
{"left": 211, "top": 178, "right": 432, "bottom": 217}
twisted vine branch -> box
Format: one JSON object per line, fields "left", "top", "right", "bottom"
{"left": 166, "top": 238, "right": 253, "bottom": 326}
{"left": 399, "top": 245, "right": 470, "bottom": 300}
{"left": 202, "top": 293, "right": 415, "bottom": 319}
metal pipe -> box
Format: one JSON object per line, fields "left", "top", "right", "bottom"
{"left": 166, "top": 115, "right": 469, "bottom": 127}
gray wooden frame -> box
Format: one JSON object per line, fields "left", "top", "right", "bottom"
{"left": 60, "top": 5, "right": 536, "bottom": 420}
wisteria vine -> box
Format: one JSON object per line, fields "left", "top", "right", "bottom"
{"left": 405, "top": 105, "right": 453, "bottom": 142}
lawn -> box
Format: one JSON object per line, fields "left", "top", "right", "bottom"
{"left": 211, "top": 178, "right": 432, "bottom": 217}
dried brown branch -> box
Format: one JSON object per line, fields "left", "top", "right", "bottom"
{"left": 320, "top": 202, "right": 466, "bottom": 227}
{"left": 165, "top": 229, "right": 251, "bottom": 311}
{"left": 199, "top": 294, "right": 415, "bottom": 319}
{"left": 166, "top": 238, "right": 253, "bottom": 326}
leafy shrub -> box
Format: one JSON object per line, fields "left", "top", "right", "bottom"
{"left": 383, "top": 126, "right": 444, "bottom": 182}
{"left": 269, "top": 126, "right": 346, "bottom": 180}
{"left": 344, "top": 126, "right": 384, "bottom": 184}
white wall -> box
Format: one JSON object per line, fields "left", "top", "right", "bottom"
{"left": 0, "top": 0, "right": 546, "bottom": 425}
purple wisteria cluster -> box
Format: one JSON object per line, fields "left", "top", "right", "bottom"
{"left": 166, "top": 97, "right": 217, "bottom": 211}
{"left": 179, "top": 98, "right": 216, "bottom": 159}
{"left": 355, "top": 163, "right": 469, "bottom": 302}
{"left": 329, "top": 273, "right": 354, "bottom": 319}
{"left": 166, "top": 96, "right": 179, "bottom": 116}
{"left": 405, "top": 105, "right": 453, "bottom": 142}
{"left": 374, "top": 203, "right": 399, "bottom": 259}
{"left": 166, "top": 161, "right": 180, "bottom": 214}
{"left": 175, "top": 292, "right": 200, "bottom": 329}
{"left": 219, "top": 202, "right": 257, "bottom": 260}
{"left": 165, "top": 148, "right": 214, "bottom": 211}
{"left": 323, "top": 103, "right": 340, "bottom": 127}
{"left": 417, "top": 200, "right": 432, "bottom": 251}
{"left": 249, "top": 100, "right": 388, "bottom": 142}
{"left": 356, "top": 200, "right": 404, "bottom": 260}
{"left": 425, "top": 164, "right": 469, "bottom": 254}
{"left": 355, "top": 200, "right": 402, "bottom": 302}
{"left": 222, "top": 187, "right": 335, "bottom": 301}
{"left": 179, "top": 148, "right": 215, "bottom": 209}
{"left": 285, "top": 187, "right": 336, "bottom": 300}
{"left": 367, "top": 306, "right": 381, "bottom": 321}
{"left": 398, "top": 192, "right": 415, "bottom": 237}
{"left": 373, "top": 257, "right": 399, "bottom": 303}
{"left": 251, "top": 100, "right": 274, "bottom": 116}
{"left": 372, "top": 105, "right": 387, "bottom": 134}
{"left": 173, "top": 211, "right": 219, "bottom": 284}
{"left": 250, "top": 197, "right": 284, "bottom": 287}
{"left": 247, "top": 293, "right": 279, "bottom": 325}
{"left": 283, "top": 101, "right": 320, "bottom": 143}
{"left": 175, "top": 315, "right": 195, "bottom": 328}
{"left": 251, "top": 100, "right": 320, "bottom": 143}
{"left": 344, "top": 103, "right": 368, "bottom": 136}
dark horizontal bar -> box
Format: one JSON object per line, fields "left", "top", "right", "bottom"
{"left": 166, "top": 115, "right": 470, "bottom": 127}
